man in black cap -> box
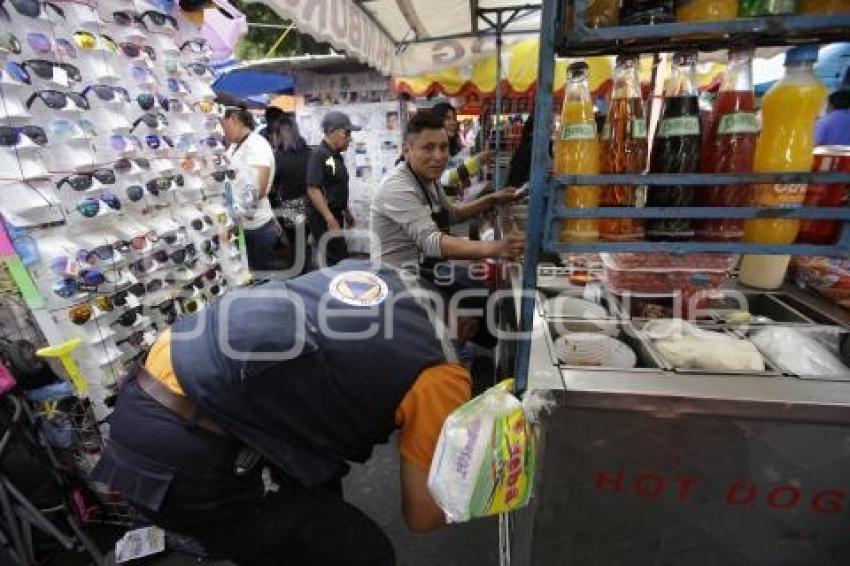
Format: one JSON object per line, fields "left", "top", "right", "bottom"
{"left": 306, "top": 111, "right": 360, "bottom": 267}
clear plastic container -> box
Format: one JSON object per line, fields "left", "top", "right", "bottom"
{"left": 602, "top": 253, "right": 738, "bottom": 294}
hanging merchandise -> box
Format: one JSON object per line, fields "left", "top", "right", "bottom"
{"left": 555, "top": 61, "right": 600, "bottom": 243}
{"left": 565, "top": 0, "right": 620, "bottom": 28}
{"left": 621, "top": 0, "right": 675, "bottom": 24}
{"left": 676, "top": 0, "right": 740, "bottom": 21}
{"left": 600, "top": 54, "right": 647, "bottom": 242}
{"left": 740, "top": 44, "right": 827, "bottom": 289}
{"left": 738, "top": 0, "right": 797, "bottom": 15}
{"left": 646, "top": 51, "right": 702, "bottom": 241}
{"left": 0, "top": 0, "right": 249, "bottom": 421}
{"left": 797, "top": 0, "right": 850, "bottom": 14}
{"left": 696, "top": 48, "right": 758, "bottom": 241}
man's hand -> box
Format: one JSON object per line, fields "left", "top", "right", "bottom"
{"left": 325, "top": 215, "right": 342, "bottom": 232}
{"left": 496, "top": 230, "right": 526, "bottom": 260}
{"left": 344, "top": 209, "right": 356, "bottom": 228}
{"left": 489, "top": 186, "right": 523, "bottom": 206}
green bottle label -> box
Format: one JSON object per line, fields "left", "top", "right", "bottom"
{"left": 631, "top": 118, "right": 647, "bottom": 139}
{"left": 718, "top": 112, "right": 759, "bottom": 135}
{"left": 560, "top": 122, "right": 597, "bottom": 141}
{"left": 657, "top": 116, "right": 700, "bottom": 138}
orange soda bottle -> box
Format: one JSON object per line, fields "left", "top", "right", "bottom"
{"left": 554, "top": 61, "right": 601, "bottom": 243}
{"left": 676, "top": 0, "right": 739, "bottom": 21}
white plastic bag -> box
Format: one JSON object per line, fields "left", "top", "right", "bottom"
{"left": 427, "top": 380, "right": 544, "bottom": 523}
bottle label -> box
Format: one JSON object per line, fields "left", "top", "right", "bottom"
{"left": 754, "top": 183, "right": 807, "bottom": 207}
{"left": 657, "top": 116, "right": 700, "bottom": 138}
{"left": 718, "top": 112, "right": 759, "bottom": 135}
{"left": 560, "top": 123, "right": 596, "bottom": 141}
{"left": 631, "top": 118, "right": 647, "bottom": 139}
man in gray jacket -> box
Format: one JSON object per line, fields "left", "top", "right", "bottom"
{"left": 370, "top": 112, "right": 524, "bottom": 272}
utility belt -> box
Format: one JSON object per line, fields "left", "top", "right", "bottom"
{"left": 121, "top": 361, "right": 265, "bottom": 478}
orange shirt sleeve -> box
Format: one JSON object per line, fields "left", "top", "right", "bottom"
{"left": 143, "top": 328, "right": 185, "bottom": 396}
{"left": 395, "top": 362, "right": 472, "bottom": 472}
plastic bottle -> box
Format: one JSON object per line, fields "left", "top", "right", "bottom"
{"left": 554, "top": 61, "right": 600, "bottom": 243}
{"left": 621, "top": 0, "right": 675, "bottom": 24}
{"left": 676, "top": 0, "right": 739, "bottom": 21}
{"left": 798, "top": 0, "right": 850, "bottom": 14}
{"left": 696, "top": 48, "right": 758, "bottom": 241}
{"left": 565, "top": 0, "right": 620, "bottom": 28}
{"left": 647, "top": 52, "right": 702, "bottom": 241}
{"left": 739, "top": 0, "right": 797, "bottom": 15}
{"left": 739, "top": 44, "right": 828, "bottom": 289}
{"left": 600, "top": 54, "right": 647, "bottom": 241}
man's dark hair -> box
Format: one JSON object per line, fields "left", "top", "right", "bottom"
{"left": 829, "top": 89, "right": 850, "bottom": 110}
{"left": 404, "top": 111, "right": 446, "bottom": 141}
{"left": 224, "top": 103, "right": 256, "bottom": 130}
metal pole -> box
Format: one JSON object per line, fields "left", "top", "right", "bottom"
{"left": 493, "top": 12, "right": 505, "bottom": 190}
{"left": 513, "top": 0, "right": 557, "bottom": 393}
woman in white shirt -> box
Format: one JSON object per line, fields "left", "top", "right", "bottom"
{"left": 222, "top": 105, "right": 280, "bottom": 273}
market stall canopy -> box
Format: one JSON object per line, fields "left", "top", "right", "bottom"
{"left": 212, "top": 69, "right": 295, "bottom": 98}
{"left": 394, "top": 39, "right": 725, "bottom": 98}
{"left": 256, "top": 0, "right": 541, "bottom": 76}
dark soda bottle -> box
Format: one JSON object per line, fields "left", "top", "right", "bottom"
{"left": 647, "top": 52, "right": 702, "bottom": 241}
{"left": 621, "top": 0, "right": 675, "bottom": 24}
{"left": 696, "top": 48, "right": 758, "bottom": 241}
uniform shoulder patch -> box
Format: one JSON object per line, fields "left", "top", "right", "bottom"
{"left": 328, "top": 271, "right": 389, "bottom": 307}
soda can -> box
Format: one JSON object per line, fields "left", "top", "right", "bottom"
{"left": 797, "top": 145, "right": 850, "bottom": 245}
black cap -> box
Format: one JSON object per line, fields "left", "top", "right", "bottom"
{"left": 321, "top": 111, "right": 361, "bottom": 134}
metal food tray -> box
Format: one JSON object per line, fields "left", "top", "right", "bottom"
{"left": 545, "top": 320, "right": 669, "bottom": 372}
{"left": 537, "top": 286, "right": 615, "bottom": 322}
{"left": 702, "top": 291, "right": 814, "bottom": 325}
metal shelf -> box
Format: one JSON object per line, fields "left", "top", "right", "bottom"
{"left": 558, "top": 11, "right": 850, "bottom": 56}
{"left": 514, "top": 0, "right": 850, "bottom": 394}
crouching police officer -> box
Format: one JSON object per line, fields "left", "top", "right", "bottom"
{"left": 92, "top": 260, "right": 476, "bottom": 566}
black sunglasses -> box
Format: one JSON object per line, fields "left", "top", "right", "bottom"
{"left": 139, "top": 10, "right": 178, "bottom": 30}
{"left": 131, "top": 112, "right": 168, "bottom": 131}
{"left": 210, "top": 169, "right": 236, "bottom": 182}
{"left": 80, "top": 84, "right": 130, "bottom": 103}
{"left": 56, "top": 169, "right": 115, "bottom": 191}
{"left": 26, "top": 89, "right": 88, "bottom": 110}
{"left": 22, "top": 59, "right": 80, "bottom": 83}
{"left": 0, "top": 125, "right": 46, "bottom": 146}
{"left": 114, "top": 157, "right": 151, "bottom": 174}
{"left": 0, "top": 0, "right": 64, "bottom": 19}
{"left": 119, "top": 42, "right": 155, "bottom": 60}
{"left": 112, "top": 306, "right": 143, "bottom": 327}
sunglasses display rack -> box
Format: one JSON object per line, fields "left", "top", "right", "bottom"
{"left": 0, "top": 0, "right": 248, "bottom": 419}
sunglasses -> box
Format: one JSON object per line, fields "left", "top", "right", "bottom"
{"left": 200, "top": 238, "right": 219, "bottom": 256}
{"left": 114, "top": 157, "right": 151, "bottom": 175}
{"left": 25, "top": 32, "right": 51, "bottom": 54}
{"left": 57, "top": 169, "right": 116, "bottom": 191}
{"left": 68, "top": 296, "right": 114, "bottom": 325}
{"left": 119, "top": 42, "right": 155, "bottom": 60}
{"left": 153, "top": 248, "right": 189, "bottom": 265}
{"left": 201, "top": 135, "right": 224, "bottom": 149}
{"left": 139, "top": 10, "right": 178, "bottom": 30}
{"left": 76, "top": 193, "right": 121, "bottom": 218}
{"left": 0, "top": 0, "right": 64, "bottom": 19}
{"left": 210, "top": 169, "right": 236, "bottom": 182}
{"left": 136, "top": 93, "right": 167, "bottom": 111}
{"left": 113, "top": 306, "right": 143, "bottom": 328}
{"left": 190, "top": 215, "right": 214, "bottom": 232}
{"left": 119, "top": 231, "right": 158, "bottom": 253}
{"left": 47, "top": 119, "right": 84, "bottom": 141}
{"left": 112, "top": 10, "right": 141, "bottom": 26}
{"left": 75, "top": 244, "right": 116, "bottom": 264}
{"left": 166, "top": 77, "right": 191, "bottom": 93}
{"left": 0, "top": 126, "right": 46, "bottom": 147}
{"left": 131, "top": 113, "right": 168, "bottom": 131}
{"left": 110, "top": 134, "right": 143, "bottom": 153}
{"left": 53, "top": 277, "right": 78, "bottom": 298}
{"left": 21, "top": 60, "right": 81, "bottom": 83}
{"left": 178, "top": 39, "right": 207, "bottom": 53}
{"left": 2, "top": 61, "right": 29, "bottom": 84}
{"left": 155, "top": 298, "right": 177, "bottom": 324}
{"left": 56, "top": 38, "right": 76, "bottom": 58}
{"left": 72, "top": 31, "right": 118, "bottom": 53}
{"left": 143, "top": 135, "right": 174, "bottom": 150}
{"left": 0, "top": 32, "right": 20, "bottom": 54}
{"left": 117, "top": 329, "right": 147, "bottom": 347}
{"left": 26, "top": 89, "right": 87, "bottom": 110}
{"left": 81, "top": 84, "right": 130, "bottom": 103}
{"left": 184, "top": 62, "right": 212, "bottom": 78}
{"left": 131, "top": 66, "right": 155, "bottom": 84}
{"left": 125, "top": 185, "right": 145, "bottom": 202}
{"left": 191, "top": 100, "right": 217, "bottom": 113}
{"left": 77, "top": 268, "right": 107, "bottom": 286}
{"left": 209, "top": 280, "right": 226, "bottom": 297}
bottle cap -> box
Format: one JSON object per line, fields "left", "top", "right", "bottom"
{"left": 567, "top": 61, "right": 589, "bottom": 77}
{"left": 672, "top": 51, "right": 698, "bottom": 66}
{"left": 785, "top": 44, "right": 819, "bottom": 66}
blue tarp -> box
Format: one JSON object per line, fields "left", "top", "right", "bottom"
{"left": 212, "top": 69, "right": 295, "bottom": 98}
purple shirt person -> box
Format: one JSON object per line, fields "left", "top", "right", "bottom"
{"left": 815, "top": 90, "right": 850, "bottom": 146}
